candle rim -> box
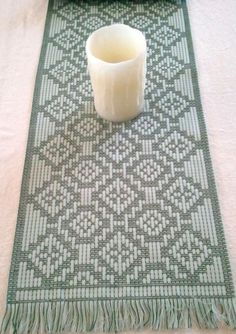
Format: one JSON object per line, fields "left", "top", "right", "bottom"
{"left": 86, "top": 23, "right": 147, "bottom": 66}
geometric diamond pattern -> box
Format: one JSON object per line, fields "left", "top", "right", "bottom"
{"left": 40, "top": 134, "right": 76, "bottom": 165}
{"left": 101, "top": 133, "right": 138, "bottom": 163}
{"left": 157, "top": 56, "right": 184, "bottom": 79}
{"left": 131, "top": 115, "right": 159, "bottom": 135}
{"left": 58, "top": 3, "right": 84, "bottom": 20}
{"left": 35, "top": 180, "right": 73, "bottom": 216}
{"left": 45, "top": 95, "right": 77, "bottom": 121}
{"left": 161, "top": 130, "right": 195, "bottom": 162}
{"left": 158, "top": 91, "right": 189, "bottom": 117}
{"left": 29, "top": 234, "right": 71, "bottom": 278}
{"left": 99, "top": 178, "right": 141, "bottom": 215}
{"left": 76, "top": 117, "right": 103, "bottom": 139}
{"left": 133, "top": 157, "right": 166, "bottom": 183}
{"left": 51, "top": 60, "right": 78, "bottom": 83}
{"left": 72, "top": 159, "right": 102, "bottom": 183}
{"left": 98, "top": 231, "right": 143, "bottom": 274}
{"left": 163, "top": 176, "right": 202, "bottom": 213}
{"left": 169, "top": 231, "right": 212, "bottom": 275}
{"left": 8, "top": 0, "right": 234, "bottom": 307}
{"left": 55, "top": 29, "right": 78, "bottom": 50}
{"left": 154, "top": 26, "right": 179, "bottom": 46}
{"left": 129, "top": 15, "right": 153, "bottom": 29}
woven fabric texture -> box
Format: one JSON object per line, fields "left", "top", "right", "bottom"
{"left": 1, "top": 0, "right": 236, "bottom": 332}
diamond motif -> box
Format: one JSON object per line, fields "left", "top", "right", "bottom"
{"left": 158, "top": 91, "right": 189, "bottom": 117}
{"left": 82, "top": 17, "right": 104, "bottom": 31}
{"left": 29, "top": 234, "right": 71, "bottom": 278}
{"left": 157, "top": 56, "right": 184, "bottom": 79}
{"left": 169, "top": 231, "right": 211, "bottom": 275}
{"left": 50, "top": 59, "right": 77, "bottom": 83}
{"left": 131, "top": 115, "right": 159, "bottom": 135}
{"left": 57, "top": 3, "right": 86, "bottom": 20}
{"left": 55, "top": 29, "right": 78, "bottom": 50}
{"left": 103, "top": 2, "right": 129, "bottom": 18}
{"left": 98, "top": 232, "right": 143, "bottom": 274}
{"left": 161, "top": 131, "right": 195, "bottom": 162}
{"left": 101, "top": 133, "right": 137, "bottom": 163}
{"left": 71, "top": 159, "right": 102, "bottom": 183}
{"left": 45, "top": 95, "right": 76, "bottom": 121}
{"left": 148, "top": 2, "right": 178, "bottom": 17}
{"left": 163, "top": 176, "right": 202, "bottom": 212}
{"left": 154, "top": 26, "right": 179, "bottom": 46}
{"left": 136, "top": 210, "right": 171, "bottom": 236}
{"left": 133, "top": 157, "right": 166, "bottom": 183}
{"left": 99, "top": 178, "right": 141, "bottom": 215}
{"left": 129, "top": 15, "right": 153, "bottom": 29}
{"left": 75, "top": 117, "right": 103, "bottom": 140}
{"left": 40, "top": 133, "right": 77, "bottom": 165}
{"left": 68, "top": 212, "right": 98, "bottom": 238}
{"left": 35, "top": 180, "right": 73, "bottom": 216}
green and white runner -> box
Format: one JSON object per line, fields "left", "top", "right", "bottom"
{"left": 1, "top": 0, "right": 236, "bottom": 332}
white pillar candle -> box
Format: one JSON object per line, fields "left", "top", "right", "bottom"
{"left": 86, "top": 24, "right": 147, "bottom": 122}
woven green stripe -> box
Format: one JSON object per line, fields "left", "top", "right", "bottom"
{"left": 1, "top": 0, "right": 236, "bottom": 332}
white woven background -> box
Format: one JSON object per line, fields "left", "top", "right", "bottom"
{"left": 0, "top": 1, "right": 236, "bottom": 333}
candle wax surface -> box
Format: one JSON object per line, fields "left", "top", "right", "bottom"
{"left": 86, "top": 24, "right": 147, "bottom": 122}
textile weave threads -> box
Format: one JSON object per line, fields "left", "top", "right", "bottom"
{"left": 1, "top": 0, "right": 236, "bottom": 332}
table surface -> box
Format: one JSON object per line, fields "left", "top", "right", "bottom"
{"left": 0, "top": 0, "right": 236, "bottom": 333}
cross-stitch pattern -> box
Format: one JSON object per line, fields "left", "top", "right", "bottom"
{"left": 1, "top": 0, "right": 236, "bottom": 332}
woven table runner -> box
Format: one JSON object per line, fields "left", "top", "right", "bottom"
{"left": 1, "top": 0, "right": 236, "bottom": 332}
